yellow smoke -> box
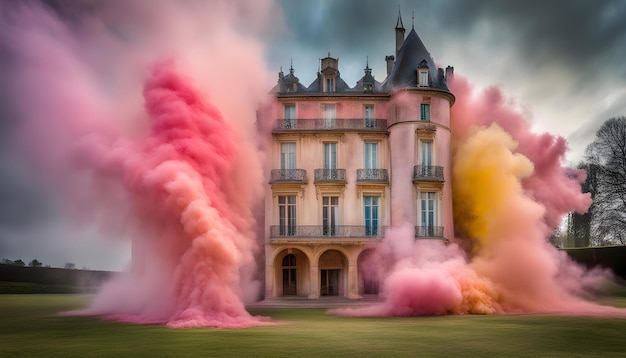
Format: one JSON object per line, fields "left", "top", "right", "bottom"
{"left": 453, "top": 123, "right": 534, "bottom": 250}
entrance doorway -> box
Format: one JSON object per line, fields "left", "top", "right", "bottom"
{"left": 320, "top": 269, "right": 340, "bottom": 296}
{"left": 282, "top": 254, "right": 297, "bottom": 296}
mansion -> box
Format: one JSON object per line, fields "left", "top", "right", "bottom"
{"left": 260, "top": 13, "right": 455, "bottom": 299}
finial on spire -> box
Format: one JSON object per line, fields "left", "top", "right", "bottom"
{"left": 395, "top": 5, "right": 404, "bottom": 29}
{"left": 366, "top": 56, "right": 369, "bottom": 69}
{"left": 412, "top": 11, "right": 415, "bottom": 29}
{"left": 289, "top": 58, "right": 294, "bottom": 74}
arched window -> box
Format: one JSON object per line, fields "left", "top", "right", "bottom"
{"left": 282, "top": 254, "right": 296, "bottom": 267}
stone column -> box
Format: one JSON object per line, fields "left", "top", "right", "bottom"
{"left": 308, "top": 265, "right": 319, "bottom": 299}
{"left": 265, "top": 265, "right": 274, "bottom": 299}
{"left": 347, "top": 264, "right": 361, "bottom": 299}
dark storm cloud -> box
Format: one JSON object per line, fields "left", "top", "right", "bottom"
{"left": 435, "top": 0, "right": 626, "bottom": 83}
{"left": 0, "top": 154, "right": 53, "bottom": 230}
{"left": 276, "top": 0, "right": 626, "bottom": 83}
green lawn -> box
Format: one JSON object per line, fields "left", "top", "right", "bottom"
{"left": 1, "top": 294, "right": 625, "bottom": 357}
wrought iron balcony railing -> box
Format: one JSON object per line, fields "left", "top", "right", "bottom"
{"left": 269, "top": 169, "right": 307, "bottom": 184}
{"left": 356, "top": 169, "right": 389, "bottom": 183}
{"left": 275, "top": 118, "right": 388, "bottom": 131}
{"left": 413, "top": 165, "right": 444, "bottom": 182}
{"left": 415, "top": 226, "right": 445, "bottom": 239}
{"left": 314, "top": 169, "right": 346, "bottom": 183}
{"left": 270, "top": 225, "right": 384, "bottom": 238}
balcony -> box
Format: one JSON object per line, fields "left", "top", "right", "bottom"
{"left": 357, "top": 169, "right": 389, "bottom": 183}
{"left": 314, "top": 169, "right": 346, "bottom": 184}
{"left": 416, "top": 123, "right": 437, "bottom": 132}
{"left": 415, "top": 226, "right": 445, "bottom": 240}
{"left": 413, "top": 165, "right": 444, "bottom": 182}
{"left": 274, "top": 118, "right": 388, "bottom": 132}
{"left": 270, "top": 225, "right": 384, "bottom": 238}
{"left": 269, "top": 169, "right": 307, "bottom": 184}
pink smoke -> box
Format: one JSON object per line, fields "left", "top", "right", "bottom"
{"left": 73, "top": 62, "right": 271, "bottom": 328}
{"left": 333, "top": 75, "right": 624, "bottom": 318}
{"left": 2, "top": 1, "right": 280, "bottom": 328}
{"left": 449, "top": 77, "right": 592, "bottom": 229}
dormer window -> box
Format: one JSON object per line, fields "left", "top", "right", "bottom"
{"left": 418, "top": 69, "right": 429, "bottom": 87}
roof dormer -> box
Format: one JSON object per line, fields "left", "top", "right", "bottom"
{"left": 321, "top": 53, "right": 338, "bottom": 93}
{"left": 417, "top": 59, "right": 429, "bottom": 87}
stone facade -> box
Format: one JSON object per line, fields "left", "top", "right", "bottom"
{"left": 261, "top": 14, "right": 455, "bottom": 299}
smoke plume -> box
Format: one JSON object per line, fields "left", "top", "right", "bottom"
{"left": 333, "top": 76, "right": 625, "bottom": 317}
{"left": 1, "top": 0, "right": 279, "bottom": 327}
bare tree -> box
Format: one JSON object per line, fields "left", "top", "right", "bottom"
{"left": 585, "top": 116, "right": 626, "bottom": 245}
{"left": 567, "top": 162, "right": 598, "bottom": 247}
{"left": 64, "top": 262, "right": 76, "bottom": 270}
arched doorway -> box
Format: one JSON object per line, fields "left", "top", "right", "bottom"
{"left": 282, "top": 254, "right": 297, "bottom": 296}
{"left": 273, "top": 248, "right": 311, "bottom": 298}
{"left": 318, "top": 250, "right": 347, "bottom": 297}
{"left": 357, "top": 249, "right": 380, "bottom": 295}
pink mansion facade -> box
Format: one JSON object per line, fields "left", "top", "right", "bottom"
{"left": 261, "top": 14, "right": 455, "bottom": 299}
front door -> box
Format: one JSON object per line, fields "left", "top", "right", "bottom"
{"left": 282, "top": 268, "right": 297, "bottom": 296}
{"left": 320, "top": 269, "right": 340, "bottom": 296}
{"left": 282, "top": 254, "right": 297, "bottom": 296}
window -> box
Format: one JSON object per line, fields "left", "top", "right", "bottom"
{"left": 278, "top": 196, "right": 296, "bottom": 236}
{"left": 420, "top": 103, "right": 430, "bottom": 121}
{"left": 324, "top": 142, "right": 337, "bottom": 170}
{"left": 280, "top": 142, "right": 296, "bottom": 170}
{"left": 419, "top": 70, "right": 429, "bottom": 87}
{"left": 323, "top": 104, "right": 336, "bottom": 128}
{"left": 325, "top": 77, "right": 335, "bottom": 92}
{"left": 284, "top": 104, "right": 295, "bottom": 128}
{"left": 420, "top": 141, "right": 432, "bottom": 167}
{"left": 364, "top": 105, "right": 375, "bottom": 128}
{"left": 323, "top": 196, "right": 339, "bottom": 236}
{"left": 419, "top": 192, "right": 437, "bottom": 230}
{"left": 364, "top": 196, "right": 379, "bottom": 236}
{"left": 364, "top": 142, "right": 378, "bottom": 169}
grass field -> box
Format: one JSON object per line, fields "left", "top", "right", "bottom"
{"left": 1, "top": 294, "right": 626, "bottom": 357}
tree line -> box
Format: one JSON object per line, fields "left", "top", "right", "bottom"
{"left": 1, "top": 258, "right": 78, "bottom": 269}
{"left": 566, "top": 116, "right": 626, "bottom": 247}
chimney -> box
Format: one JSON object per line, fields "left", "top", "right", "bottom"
{"left": 445, "top": 66, "right": 454, "bottom": 86}
{"left": 385, "top": 55, "right": 395, "bottom": 76}
{"left": 445, "top": 65, "right": 454, "bottom": 79}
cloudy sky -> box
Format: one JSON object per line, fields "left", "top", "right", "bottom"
{"left": 269, "top": 0, "right": 626, "bottom": 163}
{"left": 1, "top": 0, "right": 625, "bottom": 271}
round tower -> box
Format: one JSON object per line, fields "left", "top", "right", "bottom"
{"left": 383, "top": 24, "right": 455, "bottom": 242}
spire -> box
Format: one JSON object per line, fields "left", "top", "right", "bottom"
{"left": 395, "top": 6, "right": 404, "bottom": 29}
{"left": 412, "top": 11, "right": 415, "bottom": 30}
{"left": 364, "top": 56, "right": 372, "bottom": 75}
{"left": 395, "top": 7, "right": 406, "bottom": 57}
{"left": 362, "top": 56, "right": 375, "bottom": 93}
{"left": 289, "top": 58, "right": 294, "bottom": 75}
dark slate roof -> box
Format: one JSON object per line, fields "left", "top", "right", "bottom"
{"left": 349, "top": 65, "right": 383, "bottom": 93}
{"left": 382, "top": 29, "right": 450, "bottom": 92}
{"left": 349, "top": 77, "right": 383, "bottom": 93}
{"left": 271, "top": 67, "right": 308, "bottom": 94}
{"left": 306, "top": 73, "right": 351, "bottom": 93}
